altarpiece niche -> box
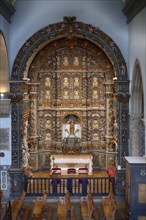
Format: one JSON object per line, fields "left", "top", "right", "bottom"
{"left": 10, "top": 18, "right": 129, "bottom": 179}
{"left": 23, "top": 37, "right": 118, "bottom": 170}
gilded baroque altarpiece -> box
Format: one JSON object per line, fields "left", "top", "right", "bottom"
{"left": 10, "top": 17, "right": 129, "bottom": 177}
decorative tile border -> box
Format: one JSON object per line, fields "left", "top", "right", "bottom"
{"left": 1, "top": 170, "right": 7, "bottom": 190}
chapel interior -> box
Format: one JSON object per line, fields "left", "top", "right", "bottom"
{"left": 0, "top": 0, "right": 146, "bottom": 220}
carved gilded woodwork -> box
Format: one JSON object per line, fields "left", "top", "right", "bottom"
{"left": 10, "top": 17, "right": 129, "bottom": 173}
{"left": 28, "top": 38, "right": 114, "bottom": 156}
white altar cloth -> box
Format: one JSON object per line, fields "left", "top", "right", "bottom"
{"left": 50, "top": 154, "right": 93, "bottom": 174}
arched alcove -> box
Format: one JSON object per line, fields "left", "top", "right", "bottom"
{"left": 0, "top": 31, "right": 11, "bottom": 202}
{"left": 9, "top": 18, "right": 130, "bottom": 194}
{"left": 0, "top": 31, "right": 11, "bottom": 133}
{"left": 0, "top": 31, "right": 9, "bottom": 94}
{"left": 130, "top": 60, "right": 145, "bottom": 156}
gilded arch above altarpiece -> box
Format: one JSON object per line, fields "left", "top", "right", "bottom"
{"left": 10, "top": 17, "right": 130, "bottom": 173}
{"left": 11, "top": 16, "right": 128, "bottom": 81}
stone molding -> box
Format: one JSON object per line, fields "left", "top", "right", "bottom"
{"left": 0, "top": 0, "right": 15, "bottom": 23}
{"left": 123, "top": 0, "right": 146, "bottom": 23}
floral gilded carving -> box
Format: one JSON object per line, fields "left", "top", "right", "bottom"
{"left": 10, "top": 17, "right": 129, "bottom": 170}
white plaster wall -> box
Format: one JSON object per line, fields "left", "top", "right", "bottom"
{"left": 0, "top": 117, "right": 11, "bottom": 166}
{"left": 9, "top": 0, "right": 128, "bottom": 73}
{"left": 129, "top": 8, "right": 146, "bottom": 150}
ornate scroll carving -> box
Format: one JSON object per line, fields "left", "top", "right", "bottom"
{"left": 10, "top": 17, "right": 129, "bottom": 171}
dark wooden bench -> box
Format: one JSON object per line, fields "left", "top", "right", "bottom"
{"left": 57, "top": 191, "right": 71, "bottom": 220}
{"left": 93, "top": 207, "right": 100, "bottom": 220}
{"left": 32, "top": 191, "right": 48, "bottom": 220}
{"left": 11, "top": 197, "right": 19, "bottom": 213}
{"left": 57, "top": 198, "right": 67, "bottom": 220}
{"left": 22, "top": 205, "right": 31, "bottom": 220}
{"left": 0, "top": 190, "right": 2, "bottom": 209}
{"left": 102, "top": 188, "right": 118, "bottom": 220}
{"left": 46, "top": 206, "right": 52, "bottom": 220}
{"left": 70, "top": 205, "right": 76, "bottom": 220}
{"left": 80, "top": 191, "right": 95, "bottom": 220}
{"left": 65, "top": 190, "right": 71, "bottom": 212}
{"left": 12, "top": 191, "right": 26, "bottom": 220}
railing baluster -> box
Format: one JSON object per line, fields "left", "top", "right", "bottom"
{"left": 42, "top": 179, "right": 44, "bottom": 192}
{"left": 94, "top": 179, "right": 97, "bottom": 193}
{"left": 61, "top": 179, "right": 63, "bottom": 194}
{"left": 35, "top": 179, "right": 37, "bottom": 193}
{"left": 25, "top": 176, "right": 114, "bottom": 197}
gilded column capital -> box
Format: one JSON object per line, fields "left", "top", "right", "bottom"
{"left": 106, "top": 92, "right": 113, "bottom": 99}
{"left": 29, "top": 92, "right": 37, "bottom": 100}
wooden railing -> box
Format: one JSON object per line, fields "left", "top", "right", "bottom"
{"left": 25, "top": 177, "right": 115, "bottom": 197}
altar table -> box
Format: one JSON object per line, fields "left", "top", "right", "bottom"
{"left": 50, "top": 154, "right": 93, "bottom": 175}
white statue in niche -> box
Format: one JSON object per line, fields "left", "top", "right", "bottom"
{"left": 63, "top": 56, "right": 69, "bottom": 66}
{"left": 46, "top": 133, "right": 51, "bottom": 141}
{"left": 93, "top": 90, "right": 98, "bottom": 99}
{"left": 65, "top": 118, "right": 79, "bottom": 135}
{"left": 93, "top": 133, "right": 98, "bottom": 141}
{"left": 74, "top": 56, "right": 79, "bottom": 66}
{"left": 93, "top": 77, "right": 98, "bottom": 87}
{"left": 74, "top": 90, "right": 79, "bottom": 99}
{"left": 62, "top": 119, "right": 81, "bottom": 139}
{"left": 46, "top": 119, "right": 51, "bottom": 128}
{"left": 63, "top": 78, "right": 69, "bottom": 86}
{"left": 93, "top": 118, "right": 98, "bottom": 128}
{"left": 22, "top": 145, "right": 30, "bottom": 166}
{"left": 21, "top": 120, "right": 33, "bottom": 176}
{"left": 64, "top": 90, "right": 69, "bottom": 99}
{"left": 21, "top": 119, "right": 30, "bottom": 167}
{"left": 45, "top": 90, "right": 51, "bottom": 99}
{"left": 45, "top": 78, "right": 51, "bottom": 87}
{"left": 74, "top": 77, "right": 79, "bottom": 86}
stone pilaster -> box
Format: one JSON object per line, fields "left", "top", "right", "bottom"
{"left": 130, "top": 113, "right": 145, "bottom": 156}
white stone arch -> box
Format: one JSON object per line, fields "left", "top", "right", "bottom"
{"left": 130, "top": 59, "right": 145, "bottom": 156}
{"left": 0, "top": 31, "right": 11, "bottom": 168}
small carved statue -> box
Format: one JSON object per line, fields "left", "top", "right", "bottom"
{"left": 65, "top": 118, "right": 79, "bottom": 135}
{"left": 22, "top": 145, "right": 30, "bottom": 166}
{"left": 22, "top": 164, "right": 33, "bottom": 177}
{"left": 70, "top": 119, "right": 75, "bottom": 134}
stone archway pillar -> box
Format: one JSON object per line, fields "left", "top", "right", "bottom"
{"left": 130, "top": 113, "right": 145, "bottom": 156}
